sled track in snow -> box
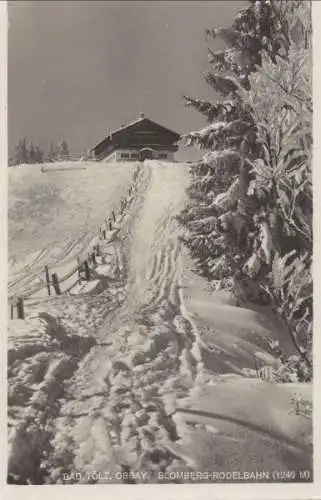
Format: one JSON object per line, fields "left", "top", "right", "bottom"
{"left": 47, "top": 161, "right": 205, "bottom": 482}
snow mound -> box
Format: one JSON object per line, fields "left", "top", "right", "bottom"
{"left": 174, "top": 379, "right": 312, "bottom": 477}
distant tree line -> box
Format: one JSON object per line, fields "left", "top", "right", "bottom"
{"left": 9, "top": 138, "right": 70, "bottom": 166}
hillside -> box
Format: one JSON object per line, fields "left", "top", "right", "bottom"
{"left": 7, "top": 160, "right": 312, "bottom": 484}
{"left": 8, "top": 161, "right": 137, "bottom": 299}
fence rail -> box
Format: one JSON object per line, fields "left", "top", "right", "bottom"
{"left": 57, "top": 263, "right": 80, "bottom": 284}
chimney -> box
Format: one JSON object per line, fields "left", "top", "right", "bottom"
{"left": 140, "top": 111, "right": 145, "bottom": 119}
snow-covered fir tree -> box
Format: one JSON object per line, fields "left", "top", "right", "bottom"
{"left": 35, "top": 145, "right": 44, "bottom": 164}
{"left": 180, "top": 0, "right": 289, "bottom": 284}
{"left": 48, "top": 141, "right": 59, "bottom": 162}
{"left": 179, "top": 0, "right": 312, "bottom": 376}
{"left": 28, "top": 143, "right": 36, "bottom": 164}
{"left": 59, "top": 140, "right": 70, "bottom": 160}
{"left": 14, "top": 137, "right": 29, "bottom": 165}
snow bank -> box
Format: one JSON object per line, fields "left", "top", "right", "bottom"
{"left": 8, "top": 316, "right": 52, "bottom": 364}
{"left": 179, "top": 248, "right": 295, "bottom": 375}
{"left": 173, "top": 379, "right": 312, "bottom": 477}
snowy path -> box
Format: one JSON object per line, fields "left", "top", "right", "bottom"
{"left": 41, "top": 160, "right": 207, "bottom": 482}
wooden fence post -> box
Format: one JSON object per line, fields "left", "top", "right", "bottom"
{"left": 45, "top": 265, "right": 51, "bottom": 296}
{"left": 83, "top": 260, "right": 90, "bottom": 281}
{"left": 112, "top": 210, "right": 116, "bottom": 222}
{"left": 10, "top": 303, "right": 14, "bottom": 320}
{"left": 77, "top": 257, "right": 81, "bottom": 281}
{"left": 95, "top": 243, "right": 100, "bottom": 256}
{"left": 52, "top": 273, "right": 61, "bottom": 295}
{"left": 91, "top": 252, "right": 96, "bottom": 265}
{"left": 17, "top": 297, "right": 24, "bottom": 319}
{"left": 102, "top": 229, "right": 106, "bottom": 239}
{"left": 108, "top": 218, "right": 112, "bottom": 231}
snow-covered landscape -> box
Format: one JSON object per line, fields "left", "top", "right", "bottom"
{"left": 7, "top": 159, "right": 312, "bottom": 484}
{"left": 5, "top": 0, "right": 314, "bottom": 489}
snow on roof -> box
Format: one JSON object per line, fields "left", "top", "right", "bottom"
{"left": 107, "top": 116, "right": 144, "bottom": 138}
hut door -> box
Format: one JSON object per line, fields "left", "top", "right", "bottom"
{"left": 139, "top": 148, "right": 153, "bottom": 161}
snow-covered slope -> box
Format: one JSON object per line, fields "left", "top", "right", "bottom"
{"left": 8, "top": 161, "right": 137, "bottom": 298}
{"left": 7, "top": 160, "right": 312, "bottom": 484}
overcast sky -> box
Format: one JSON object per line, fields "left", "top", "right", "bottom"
{"left": 8, "top": 0, "right": 245, "bottom": 160}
